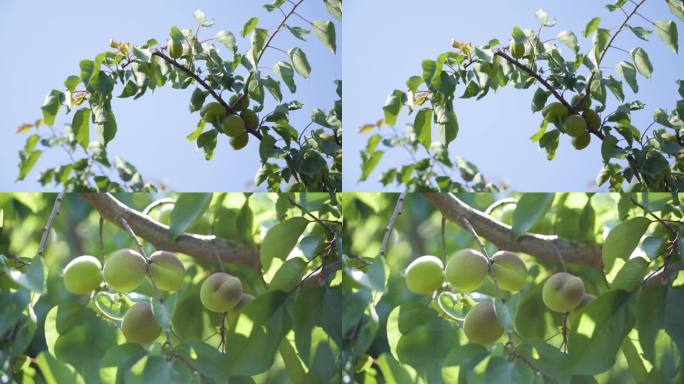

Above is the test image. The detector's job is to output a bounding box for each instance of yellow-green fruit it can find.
[221,115,245,137]
[103,249,147,292]
[582,109,601,131]
[542,102,569,123]
[509,39,525,59]
[200,102,227,124]
[491,251,527,292]
[577,293,596,309]
[234,294,255,311]
[571,132,591,150]
[149,251,185,292]
[571,94,591,111]
[200,272,243,312]
[464,301,504,345]
[241,110,259,131]
[230,132,249,150]
[63,255,103,295]
[121,302,161,345]
[404,255,444,294]
[564,115,587,137]
[542,272,585,313]
[445,249,488,292]
[230,94,249,111]
[168,39,182,59]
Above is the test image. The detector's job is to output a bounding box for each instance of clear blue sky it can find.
[343,0,681,192]
[0,0,340,192]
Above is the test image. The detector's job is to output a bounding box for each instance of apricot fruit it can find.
[564,115,587,137]
[200,102,227,124]
[464,301,504,345]
[542,102,569,123]
[221,115,245,137]
[121,302,161,345]
[200,272,243,312]
[103,249,147,292]
[230,132,249,150]
[149,251,185,292]
[571,131,591,150]
[491,251,527,292]
[404,255,445,295]
[63,255,103,295]
[445,249,488,292]
[542,272,585,313]
[241,110,259,131]
[582,109,600,132]
[571,94,591,111]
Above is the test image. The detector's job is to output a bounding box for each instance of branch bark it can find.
[421,193,602,268]
[79,193,259,269]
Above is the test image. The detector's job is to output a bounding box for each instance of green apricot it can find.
[149,251,185,292]
[491,251,527,292]
[200,272,243,312]
[168,39,183,59]
[200,102,227,124]
[571,94,591,111]
[241,110,259,131]
[221,115,245,137]
[445,249,488,292]
[121,302,161,345]
[404,255,444,294]
[582,109,601,131]
[542,272,585,313]
[542,102,569,123]
[464,301,504,345]
[509,39,525,59]
[564,115,587,137]
[103,249,147,292]
[571,131,591,150]
[63,255,103,295]
[230,132,249,150]
[229,94,249,112]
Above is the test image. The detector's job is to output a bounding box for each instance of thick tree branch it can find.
[421,193,602,268]
[79,193,259,269]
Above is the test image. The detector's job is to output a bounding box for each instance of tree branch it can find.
[37,192,65,258]
[421,193,602,268]
[79,193,259,269]
[380,191,407,258]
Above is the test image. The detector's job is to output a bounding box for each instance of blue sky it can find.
[344,0,681,192]
[0,0,340,192]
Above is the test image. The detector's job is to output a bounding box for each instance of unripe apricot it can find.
[564,115,587,137]
[221,115,245,137]
[149,251,185,292]
[200,102,227,124]
[491,251,527,292]
[230,132,249,150]
[445,249,488,292]
[542,102,569,123]
[577,293,596,309]
[571,131,591,150]
[571,94,591,111]
[404,255,444,294]
[241,110,259,131]
[582,109,601,131]
[121,302,161,345]
[234,294,255,311]
[509,39,525,59]
[63,255,103,295]
[200,272,243,312]
[103,249,147,292]
[464,301,504,345]
[542,272,585,313]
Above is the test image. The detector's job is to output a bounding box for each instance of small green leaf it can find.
[260,217,310,269]
[288,47,311,78]
[413,108,432,151]
[169,194,213,238]
[584,17,601,38]
[274,61,296,93]
[511,193,555,239]
[630,47,653,78]
[382,90,406,127]
[71,108,90,152]
[602,217,651,270]
[241,17,259,37]
[41,90,65,127]
[214,30,236,52]
[616,61,639,92]
[312,20,336,53]
[654,20,678,53]
[557,31,578,52]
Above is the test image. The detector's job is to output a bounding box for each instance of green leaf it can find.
[241,17,259,37]
[18,148,42,181]
[169,193,213,238]
[383,90,407,127]
[169,26,184,43]
[279,339,308,382]
[193,9,214,27]
[534,9,556,27]
[531,88,550,112]
[413,108,432,151]
[602,217,651,270]
[288,48,311,79]
[8,256,45,293]
[260,217,310,269]
[667,0,684,21]
[511,193,555,239]
[376,353,419,384]
[269,257,307,292]
[71,108,91,151]
[654,20,678,53]
[664,286,684,355]
[344,256,386,292]
[360,135,384,181]
[616,61,639,92]
[567,291,635,375]
[214,30,236,52]
[312,20,336,53]
[557,31,578,52]
[584,17,601,38]
[621,338,651,384]
[611,257,649,291]
[41,90,65,126]
[274,61,296,93]
[627,25,652,41]
[286,25,309,40]
[35,352,85,384]
[630,47,653,78]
